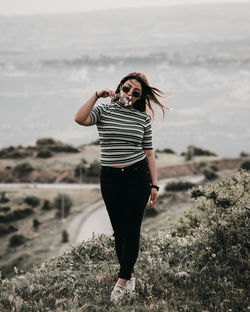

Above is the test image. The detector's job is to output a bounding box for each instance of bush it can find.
[36,149,53,158]
[240,160,250,171]
[36,137,57,146]
[47,144,79,153]
[36,138,79,153]
[0,206,10,213]
[24,196,40,207]
[0,208,34,223]
[0,146,15,158]
[9,234,26,247]
[86,160,101,177]
[54,193,73,218]
[12,162,34,177]
[185,145,217,161]
[41,200,53,210]
[0,224,17,237]
[74,158,88,178]
[33,219,40,230]
[0,192,9,203]
[240,151,250,157]
[156,148,176,154]
[165,180,196,192]
[202,168,218,181]
[62,230,69,243]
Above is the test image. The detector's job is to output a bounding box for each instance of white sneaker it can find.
[126,277,136,295]
[110,282,126,303]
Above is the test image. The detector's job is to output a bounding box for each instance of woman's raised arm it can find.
[74,89,115,126]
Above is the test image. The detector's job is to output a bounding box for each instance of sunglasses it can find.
[121,86,141,98]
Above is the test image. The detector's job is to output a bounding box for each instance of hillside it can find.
[0,170,249,311]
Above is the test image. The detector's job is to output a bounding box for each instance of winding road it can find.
[0,175,204,255]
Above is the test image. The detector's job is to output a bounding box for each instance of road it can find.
[58,174,204,254]
[0,175,204,255]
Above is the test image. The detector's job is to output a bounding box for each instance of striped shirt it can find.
[89,99,153,166]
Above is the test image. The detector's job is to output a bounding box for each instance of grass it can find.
[0,186,102,279]
[0,169,248,311]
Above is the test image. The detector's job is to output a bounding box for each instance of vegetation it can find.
[0,192,9,203]
[53,193,73,218]
[155,148,176,154]
[0,170,248,311]
[0,208,34,223]
[165,180,196,192]
[240,160,250,171]
[12,162,34,177]
[239,151,250,157]
[183,145,217,161]
[36,149,53,158]
[23,196,40,207]
[8,234,27,248]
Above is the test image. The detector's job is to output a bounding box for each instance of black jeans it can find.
[100,158,151,280]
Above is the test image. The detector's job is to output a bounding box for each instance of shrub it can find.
[0,192,9,203]
[41,200,53,210]
[36,149,53,158]
[0,224,17,237]
[202,168,218,180]
[36,137,57,146]
[156,148,176,154]
[240,151,250,157]
[165,180,196,192]
[86,160,101,177]
[62,230,69,243]
[12,162,34,177]
[9,234,26,247]
[74,158,88,177]
[33,219,40,230]
[0,146,15,158]
[0,206,10,213]
[24,196,40,207]
[240,160,250,171]
[0,208,34,223]
[54,193,73,218]
[47,144,79,153]
[185,145,217,160]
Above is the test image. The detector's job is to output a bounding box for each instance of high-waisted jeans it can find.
[100,158,151,280]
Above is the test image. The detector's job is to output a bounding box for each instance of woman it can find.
[74,72,168,303]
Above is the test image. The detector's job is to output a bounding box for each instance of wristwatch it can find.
[150,184,160,191]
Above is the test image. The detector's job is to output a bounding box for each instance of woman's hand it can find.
[147,188,158,208]
[97,88,116,98]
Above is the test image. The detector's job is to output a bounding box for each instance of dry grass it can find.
[0,185,102,278]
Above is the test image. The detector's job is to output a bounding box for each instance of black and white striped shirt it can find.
[89,99,153,166]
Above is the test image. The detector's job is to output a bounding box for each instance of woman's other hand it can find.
[97,88,116,98]
[147,188,158,208]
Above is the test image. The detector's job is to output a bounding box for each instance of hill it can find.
[0,170,249,311]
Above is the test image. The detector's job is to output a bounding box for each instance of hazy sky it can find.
[0,0,249,15]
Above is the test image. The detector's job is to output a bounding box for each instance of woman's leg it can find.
[117,178,150,280]
[100,174,127,269]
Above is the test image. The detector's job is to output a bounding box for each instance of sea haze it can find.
[0,3,249,157]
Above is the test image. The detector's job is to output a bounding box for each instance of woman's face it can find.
[120,79,142,105]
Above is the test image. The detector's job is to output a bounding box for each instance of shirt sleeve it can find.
[89,103,106,126]
[142,116,153,150]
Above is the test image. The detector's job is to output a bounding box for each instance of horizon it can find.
[0,0,250,16]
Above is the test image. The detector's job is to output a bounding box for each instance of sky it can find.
[0,0,250,15]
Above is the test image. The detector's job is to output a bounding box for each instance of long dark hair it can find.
[114,72,169,118]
